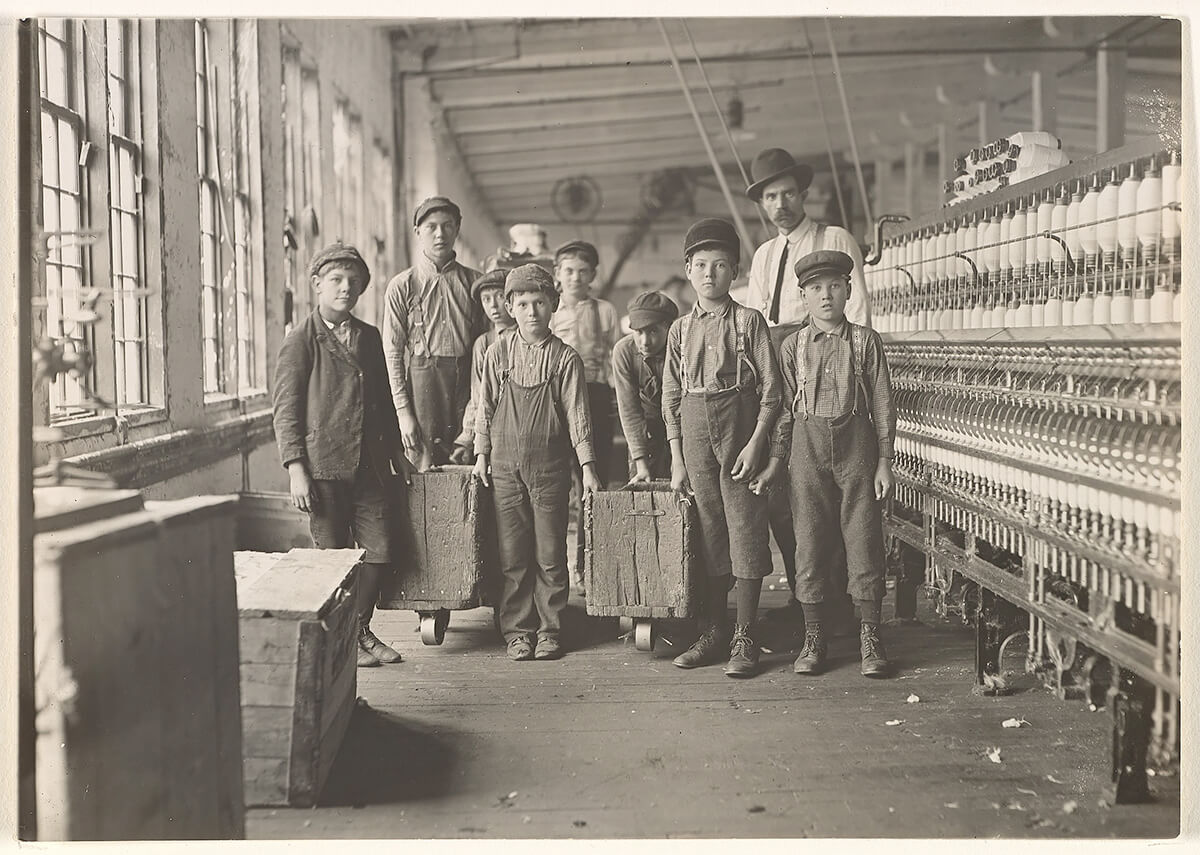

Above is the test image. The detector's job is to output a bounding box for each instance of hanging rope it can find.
[800,20,848,228]
[658,19,756,267]
[823,18,874,232]
[679,19,770,236]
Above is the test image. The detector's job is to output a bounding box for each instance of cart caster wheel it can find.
[419,609,450,646]
[618,616,634,635]
[634,619,655,652]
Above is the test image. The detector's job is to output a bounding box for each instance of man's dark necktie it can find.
[768,240,789,324]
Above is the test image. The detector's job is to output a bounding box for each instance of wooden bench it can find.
[233,548,362,807]
[584,483,701,651]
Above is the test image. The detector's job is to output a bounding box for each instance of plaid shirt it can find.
[661,297,784,457]
[474,332,596,466]
[774,318,896,460]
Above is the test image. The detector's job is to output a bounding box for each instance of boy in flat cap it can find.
[473,264,602,662]
[760,249,897,678]
[612,290,679,482]
[383,196,485,467]
[448,261,518,464]
[273,242,413,668]
[549,239,620,593]
[662,219,785,678]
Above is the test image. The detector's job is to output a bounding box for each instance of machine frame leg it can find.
[1105,666,1156,804]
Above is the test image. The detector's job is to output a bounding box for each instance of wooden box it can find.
[379,465,497,611]
[584,483,701,619]
[234,548,362,807]
[34,489,245,840]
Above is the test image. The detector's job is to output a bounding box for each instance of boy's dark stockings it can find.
[357,562,384,626]
[735,577,763,627]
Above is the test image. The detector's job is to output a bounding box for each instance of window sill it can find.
[203,393,241,414]
[46,406,168,442]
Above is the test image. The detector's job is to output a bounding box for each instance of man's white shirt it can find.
[747,217,872,327]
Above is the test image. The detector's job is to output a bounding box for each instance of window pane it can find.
[43,34,68,106]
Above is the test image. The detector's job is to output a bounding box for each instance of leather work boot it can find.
[793,625,828,674]
[672,623,729,669]
[860,623,891,678]
[507,635,535,661]
[534,634,563,661]
[723,624,760,678]
[360,627,402,664]
[357,630,381,668]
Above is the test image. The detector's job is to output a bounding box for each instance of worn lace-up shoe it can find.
[534,634,563,660]
[793,625,828,674]
[672,623,729,669]
[507,635,535,661]
[860,623,890,678]
[360,627,402,664]
[723,624,760,678]
[357,630,381,668]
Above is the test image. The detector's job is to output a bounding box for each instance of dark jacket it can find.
[272,309,402,481]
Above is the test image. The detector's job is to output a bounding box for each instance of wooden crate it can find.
[34,489,244,840]
[584,483,701,619]
[379,465,497,610]
[234,548,362,807]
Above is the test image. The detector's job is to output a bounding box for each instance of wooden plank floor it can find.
[246,576,1179,840]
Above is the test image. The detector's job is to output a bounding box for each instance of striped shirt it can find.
[454,322,516,449]
[474,331,596,466]
[382,253,483,413]
[661,297,783,456]
[774,319,896,460]
[551,297,620,386]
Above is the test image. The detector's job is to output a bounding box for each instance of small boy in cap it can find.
[473,264,602,662]
[273,242,413,668]
[662,218,785,678]
[612,290,679,482]
[383,196,485,467]
[549,239,620,592]
[449,262,518,464]
[760,249,897,678]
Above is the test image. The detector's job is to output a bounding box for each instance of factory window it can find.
[332,98,367,320]
[367,138,394,321]
[36,18,160,423]
[232,19,264,393]
[281,39,322,329]
[195,19,223,396]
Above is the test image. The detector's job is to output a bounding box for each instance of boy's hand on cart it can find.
[730,434,767,482]
[670,459,692,502]
[472,453,491,488]
[626,458,653,486]
[391,449,416,486]
[287,461,317,513]
[448,443,474,465]
[875,458,895,501]
[748,457,782,496]
[397,407,424,458]
[581,462,602,495]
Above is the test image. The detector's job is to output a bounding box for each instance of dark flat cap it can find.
[745,148,814,201]
[504,263,557,298]
[471,268,509,302]
[683,218,740,259]
[413,196,462,227]
[794,249,854,287]
[308,242,371,288]
[554,239,599,267]
[627,290,679,330]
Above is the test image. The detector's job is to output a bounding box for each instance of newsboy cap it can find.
[683,218,740,259]
[627,290,679,330]
[745,148,814,201]
[471,268,509,302]
[308,242,371,288]
[554,239,600,268]
[412,196,462,228]
[793,249,855,287]
[504,263,557,298]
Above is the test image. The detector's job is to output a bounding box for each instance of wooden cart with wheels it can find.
[379,465,498,646]
[584,481,701,652]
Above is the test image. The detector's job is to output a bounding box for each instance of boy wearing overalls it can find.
[662,219,784,679]
[473,264,601,662]
[763,249,897,677]
[612,290,679,482]
[383,196,484,466]
[448,265,517,464]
